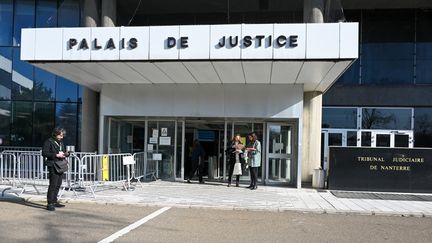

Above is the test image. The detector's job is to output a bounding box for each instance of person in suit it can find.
[246,132,261,190]
[42,127,70,211]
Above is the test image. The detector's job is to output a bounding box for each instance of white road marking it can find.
[98,207,171,243]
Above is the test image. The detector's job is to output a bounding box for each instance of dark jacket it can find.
[226,141,244,165]
[42,138,68,167]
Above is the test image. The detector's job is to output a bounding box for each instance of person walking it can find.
[42,127,70,211]
[227,134,244,187]
[246,132,261,190]
[187,139,206,183]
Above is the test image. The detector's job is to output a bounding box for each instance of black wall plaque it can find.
[328,147,432,193]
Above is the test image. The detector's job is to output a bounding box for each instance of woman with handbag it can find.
[227,134,244,187]
[246,132,261,190]
[42,127,70,211]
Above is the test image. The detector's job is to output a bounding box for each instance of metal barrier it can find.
[1,150,167,199]
[16,151,48,195]
[0,152,17,186]
[133,152,157,181]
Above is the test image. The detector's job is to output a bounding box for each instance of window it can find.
[13,0,35,46]
[361,11,414,85]
[322,108,357,129]
[36,0,57,27]
[10,101,32,146]
[0,0,13,46]
[361,108,412,130]
[0,101,11,145]
[0,47,12,100]
[34,68,55,101]
[33,102,54,146]
[414,108,432,147]
[58,0,80,27]
[335,59,360,85]
[12,48,33,100]
[56,76,77,102]
[416,11,432,84]
[56,102,77,146]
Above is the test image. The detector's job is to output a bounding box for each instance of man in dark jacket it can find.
[187,139,205,183]
[42,127,69,211]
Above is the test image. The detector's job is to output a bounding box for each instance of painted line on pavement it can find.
[98,207,171,243]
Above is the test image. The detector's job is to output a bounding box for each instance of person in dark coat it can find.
[227,134,244,187]
[42,127,70,211]
[187,139,205,183]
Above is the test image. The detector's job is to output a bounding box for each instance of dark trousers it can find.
[249,167,258,187]
[47,166,63,204]
[188,160,203,182]
[228,162,240,184]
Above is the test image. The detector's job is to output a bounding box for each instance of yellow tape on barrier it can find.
[102,155,109,181]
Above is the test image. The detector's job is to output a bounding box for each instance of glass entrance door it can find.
[266,123,295,184]
[321,129,358,170]
[371,131,413,148]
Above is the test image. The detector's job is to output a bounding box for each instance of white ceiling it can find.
[32,60,353,93]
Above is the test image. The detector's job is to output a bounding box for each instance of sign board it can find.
[153,153,162,161]
[161,128,168,136]
[152,129,159,138]
[149,137,157,144]
[328,147,432,193]
[122,155,135,165]
[159,137,171,146]
[20,23,359,61]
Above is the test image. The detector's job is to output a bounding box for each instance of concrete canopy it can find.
[21,23,358,92]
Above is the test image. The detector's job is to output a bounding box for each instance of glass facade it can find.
[325,9,432,147]
[0,0,81,148]
[414,108,432,148]
[333,9,432,86]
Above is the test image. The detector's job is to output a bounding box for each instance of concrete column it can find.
[302,1,325,184]
[80,0,100,152]
[304,0,325,23]
[302,92,323,182]
[102,0,116,27]
[82,0,100,27]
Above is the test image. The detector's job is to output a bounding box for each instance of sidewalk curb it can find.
[18,195,432,217]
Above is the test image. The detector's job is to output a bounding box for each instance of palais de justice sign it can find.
[21,23,359,61]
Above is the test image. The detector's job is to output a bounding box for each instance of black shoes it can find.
[235,182,239,187]
[46,204,55,211]
[246,185,253,189]
[47,202,65,211]
[54,202,65,208]
[227,183,231,187]
[250,186,258,190]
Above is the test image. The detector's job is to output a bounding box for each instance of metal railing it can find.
[1,150,162,198]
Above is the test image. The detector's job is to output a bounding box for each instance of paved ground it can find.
[1,201,431,243]
[3,180,432,217]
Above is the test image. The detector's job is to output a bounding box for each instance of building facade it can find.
[3,0,432,188]
[0,0,82,148]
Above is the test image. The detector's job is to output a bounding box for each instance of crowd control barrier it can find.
[1,149,167,199]
[16,151,49,195]
[0,152,17,186]
[133,152,157,181]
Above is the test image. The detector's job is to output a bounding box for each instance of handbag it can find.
[233,162,242,176]
[53,159,68,174]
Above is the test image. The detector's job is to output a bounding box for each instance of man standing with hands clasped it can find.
[42,127,70,211]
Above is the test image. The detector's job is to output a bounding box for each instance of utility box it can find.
[312,168,325,189]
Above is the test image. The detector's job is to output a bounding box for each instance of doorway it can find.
[265,123,297,186]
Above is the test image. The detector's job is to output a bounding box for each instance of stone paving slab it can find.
[4,181,432,217]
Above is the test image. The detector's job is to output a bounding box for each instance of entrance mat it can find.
[330,191,432,201]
